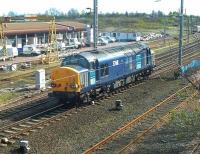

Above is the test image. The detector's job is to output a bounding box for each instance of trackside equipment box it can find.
[35,69,46,90]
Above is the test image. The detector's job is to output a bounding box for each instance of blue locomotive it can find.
[50,43,155,103]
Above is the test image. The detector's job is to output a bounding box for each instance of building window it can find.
[100,64,109,76]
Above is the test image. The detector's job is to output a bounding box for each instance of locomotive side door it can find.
[128,56,133,71]
[94,59,100,81]
[136,54,142,70]
[147,48,151,65]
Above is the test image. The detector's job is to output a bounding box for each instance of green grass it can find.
[75,15,179,34]
[169,109,200,140]
[0,92,21,105]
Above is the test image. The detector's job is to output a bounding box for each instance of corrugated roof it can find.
[3,21,86,35]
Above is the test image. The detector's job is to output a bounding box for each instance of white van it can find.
[23,45,41,56]
[0,47,18,60]
[7,47,18,57]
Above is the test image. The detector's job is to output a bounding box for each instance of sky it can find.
[0,0,199,16]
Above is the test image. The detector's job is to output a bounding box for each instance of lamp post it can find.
[93,0,98,50]
[155,0,184,75]
[86,0,98,50]
[179,0,184,72]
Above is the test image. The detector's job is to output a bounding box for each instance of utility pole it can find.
[185,9,189,43]
[163,16,166,46]
[178,0,184,72]
[93,0,98,50]
[190,16,193,34]
[187,15,190,43]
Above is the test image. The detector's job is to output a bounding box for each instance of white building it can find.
[101,32,141,42]
[1,21,86,54]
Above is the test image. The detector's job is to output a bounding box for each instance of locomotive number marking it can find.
[113,60,119,66]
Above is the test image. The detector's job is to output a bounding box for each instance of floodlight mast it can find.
[179,0,184,73]
[93,0,98,50]
[154,0,184,75]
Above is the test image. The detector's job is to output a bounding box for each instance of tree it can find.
[7,11,17,17]
[168,11,179,17]
[45,8,62,16]
[125,11,129,17]
[151,10,157,19]
[157,10,164,17]
[67,8,80,18]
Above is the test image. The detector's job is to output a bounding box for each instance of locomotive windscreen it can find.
[61,55,89,68]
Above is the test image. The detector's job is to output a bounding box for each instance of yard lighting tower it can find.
[178,0,184,73]
[86,0,98,50]
[155,0,184,75]
[93,0,98,50]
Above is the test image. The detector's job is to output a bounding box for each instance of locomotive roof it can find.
[79,43,148,62]
[62,65,88,73]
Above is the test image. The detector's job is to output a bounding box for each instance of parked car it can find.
[97,37,109,46]
[64,38,81,49]
[56,41,66,51]
[101,36,116,43]
[23,45,41,56]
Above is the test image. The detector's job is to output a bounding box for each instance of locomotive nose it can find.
[50,67,81,92]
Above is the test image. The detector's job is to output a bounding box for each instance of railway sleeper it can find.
[0,143,7,147]
[18,124,31,128]
[11,127,23,131]
[3,130,17,134]
[29,129,37,132]
[40,117,50,120]
[21,132,30,136]
[43,123,50,126]
[31,119,41,122]
[36,126,44,129]
[25,121,37,125]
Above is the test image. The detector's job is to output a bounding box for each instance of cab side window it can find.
[100,64,109,76]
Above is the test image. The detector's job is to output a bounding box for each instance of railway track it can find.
[0,37,199,149]
[0,92,49,112]
[155,39,200,63]
[0,97,57,126]
[151,39,200,78]
[1,40,198,114]
[0,64,57,88]
[82,85,198,154]
[0,80,147,146]
[0,103,64,144]
[117,92,198,154]
[191,142,200,154]
[0,92,53,123]
[0,37,199,89]
[155,39,200,65]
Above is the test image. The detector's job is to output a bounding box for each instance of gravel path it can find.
[0,76,189,154]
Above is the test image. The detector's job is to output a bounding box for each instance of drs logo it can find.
[113,60,119,66]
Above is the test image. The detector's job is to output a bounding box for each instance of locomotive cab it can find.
[50,66,89,103]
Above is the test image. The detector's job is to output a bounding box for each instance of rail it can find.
[82,85,190,154]
[117,91,198,154]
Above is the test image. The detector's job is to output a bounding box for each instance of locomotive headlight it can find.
[70,83,78,89]
[50,82,61,88]
[51,82,56,88]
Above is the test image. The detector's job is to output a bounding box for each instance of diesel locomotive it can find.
[49,43,155,103]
